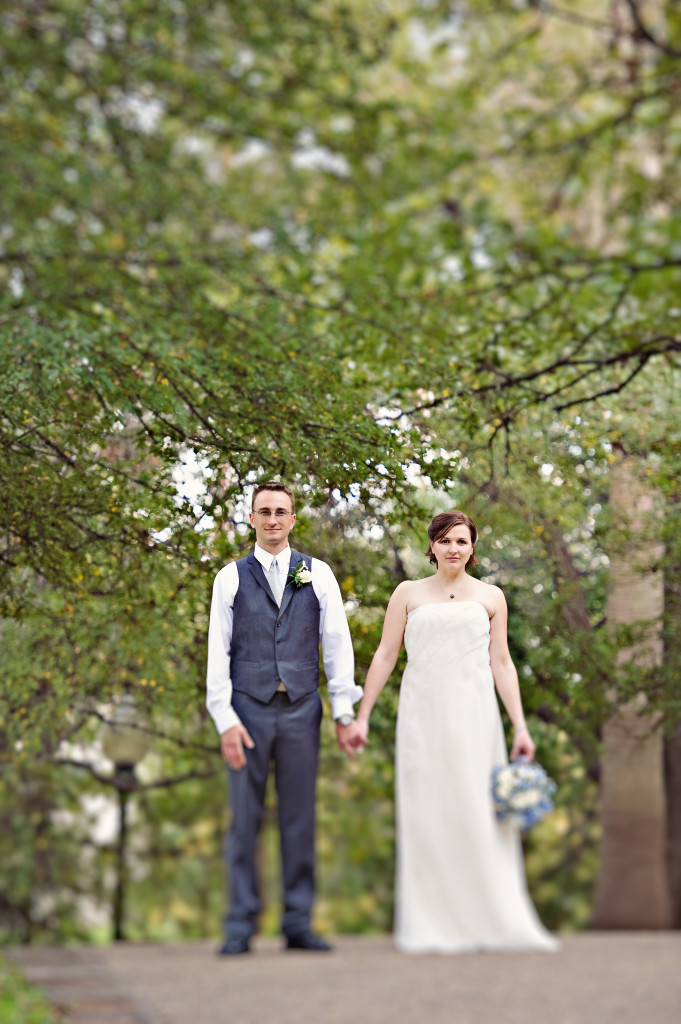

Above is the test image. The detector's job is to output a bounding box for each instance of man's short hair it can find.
[251,482,295,513]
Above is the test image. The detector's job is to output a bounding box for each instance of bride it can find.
[354,511,558,953]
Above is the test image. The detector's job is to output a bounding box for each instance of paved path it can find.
[10,932,681,1024]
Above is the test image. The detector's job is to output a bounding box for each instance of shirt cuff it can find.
[330,692,361,721]
[213,706,242,735]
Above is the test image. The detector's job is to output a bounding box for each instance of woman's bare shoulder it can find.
[394,577,431,590]
[469,577,505,616]
[391,578,427,599]
[391,577,431,602]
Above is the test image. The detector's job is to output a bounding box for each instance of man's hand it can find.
[336,719,368,759]
[220,723,255,771]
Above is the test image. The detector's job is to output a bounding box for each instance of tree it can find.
[591,451,669,928]
[2,0,681,939]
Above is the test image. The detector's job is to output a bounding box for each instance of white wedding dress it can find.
[394,601,558,953]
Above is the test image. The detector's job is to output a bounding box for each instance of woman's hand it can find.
[510,724,536,761]
[355,717,370,748]
[336,719,368,758]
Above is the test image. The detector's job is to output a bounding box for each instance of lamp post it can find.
[101,692,151,941]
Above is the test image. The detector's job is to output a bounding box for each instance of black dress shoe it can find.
[218,937,250,956]
[285,930,332,952]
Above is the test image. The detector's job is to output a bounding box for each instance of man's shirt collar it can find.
[254,543,291,572]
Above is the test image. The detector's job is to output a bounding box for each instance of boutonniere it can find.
[288,560,313,588]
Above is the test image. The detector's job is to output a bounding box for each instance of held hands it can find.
[336,718,369,758]
[510,723,536,762]
[220,723,255,771]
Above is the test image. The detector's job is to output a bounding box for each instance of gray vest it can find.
[231,550,321,704]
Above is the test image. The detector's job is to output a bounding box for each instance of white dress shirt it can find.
[206,543,362,734]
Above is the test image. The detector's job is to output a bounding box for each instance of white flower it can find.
[509,788,542,810]
[289,560,313,588]
[495,774,514,799]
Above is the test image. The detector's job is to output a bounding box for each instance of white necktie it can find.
[267,559,285,606]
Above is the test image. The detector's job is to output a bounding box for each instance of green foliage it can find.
[0,957,60,1024]
[0,757,108,945]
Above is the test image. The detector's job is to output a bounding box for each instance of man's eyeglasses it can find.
[253,508,293,519]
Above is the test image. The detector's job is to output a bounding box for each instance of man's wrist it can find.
[336,712,355,727]
[215,707,241,734]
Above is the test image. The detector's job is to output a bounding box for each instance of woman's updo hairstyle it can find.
[426,510,478,568]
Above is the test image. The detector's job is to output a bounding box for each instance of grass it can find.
[0,956,61,1024]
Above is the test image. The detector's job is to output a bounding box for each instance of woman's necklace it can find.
[439,572,459,600]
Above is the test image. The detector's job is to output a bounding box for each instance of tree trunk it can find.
[665,723,681,927]
[591,453,670,929]
[663,492,681,927]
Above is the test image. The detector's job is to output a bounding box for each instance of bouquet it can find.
[490,758,556,832]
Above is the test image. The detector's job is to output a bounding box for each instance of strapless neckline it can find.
[407,600,490,621]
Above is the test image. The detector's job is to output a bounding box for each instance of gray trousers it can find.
[224,689,322,940]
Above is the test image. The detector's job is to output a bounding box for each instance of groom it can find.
[206,482,364,954]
